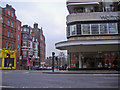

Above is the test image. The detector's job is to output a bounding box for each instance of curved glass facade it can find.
[67,23,118,38]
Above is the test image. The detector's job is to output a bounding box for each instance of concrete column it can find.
[68,53,70,68]
[79,53,82,68]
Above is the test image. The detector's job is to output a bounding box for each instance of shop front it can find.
[56,40,120,69]
[68,52,119,69]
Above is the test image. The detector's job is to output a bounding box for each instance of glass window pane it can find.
[7,31,9,37]
[91,24,99,35]
[8,21,10,26]
[11,22,13,27]
[1,17,3,23]
[8,11,10,15]
[100,24,108,34]
[70,25,76,36]
[109,23,117,34]
[81,24,90,35]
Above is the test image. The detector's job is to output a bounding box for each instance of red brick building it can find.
[21,23,46,69]
[0,4,21,69]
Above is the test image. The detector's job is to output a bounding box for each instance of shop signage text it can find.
[100,15,120,20]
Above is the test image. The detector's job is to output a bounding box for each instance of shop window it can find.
[70,25,77,36]
[109,23,118,34]
[91,24,99,35]
[4,58,14,67]
[81,24,90,35]
[100,24,108,34]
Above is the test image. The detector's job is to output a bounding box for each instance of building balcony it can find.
[67,11,120,24]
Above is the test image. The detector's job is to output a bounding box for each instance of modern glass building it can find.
[55,0,120,69]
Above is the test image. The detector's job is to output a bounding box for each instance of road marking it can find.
[24,72,29,74]
[93,74,118,76]
[0,86,15,88]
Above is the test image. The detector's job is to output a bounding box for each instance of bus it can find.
[0,48,16,69]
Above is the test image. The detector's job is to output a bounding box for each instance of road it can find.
[1,70,119,88]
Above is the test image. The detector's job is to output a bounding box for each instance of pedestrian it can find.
[65,64,67,70]
[113,58,118,71]
[9,63,12,70]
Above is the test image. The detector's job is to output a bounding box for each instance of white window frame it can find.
[108,23,118,34]
[23,42,27,47]
[99,23,108,35]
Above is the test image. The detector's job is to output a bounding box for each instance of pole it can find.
[52,52,55,72]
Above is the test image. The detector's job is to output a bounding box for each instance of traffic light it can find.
[7,53,10,58]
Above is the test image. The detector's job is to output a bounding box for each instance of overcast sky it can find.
[1,0,68,57]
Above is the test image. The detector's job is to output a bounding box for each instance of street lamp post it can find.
[52,52,55,72]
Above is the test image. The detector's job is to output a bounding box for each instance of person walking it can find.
[113,58,118,71]
[9,63,12,70]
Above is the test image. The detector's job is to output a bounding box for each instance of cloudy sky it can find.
[1,0,68,57]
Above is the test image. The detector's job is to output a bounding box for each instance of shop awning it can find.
[55,39,120,52]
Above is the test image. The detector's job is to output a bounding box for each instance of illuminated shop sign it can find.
[100,15,120,20]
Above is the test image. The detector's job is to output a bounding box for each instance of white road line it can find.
[24,72,29,74]
[93,74,118,76]
[0,86,15,88]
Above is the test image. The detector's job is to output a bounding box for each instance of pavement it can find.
[37,69,120,74]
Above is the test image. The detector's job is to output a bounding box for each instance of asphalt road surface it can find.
[1,70,119,88]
